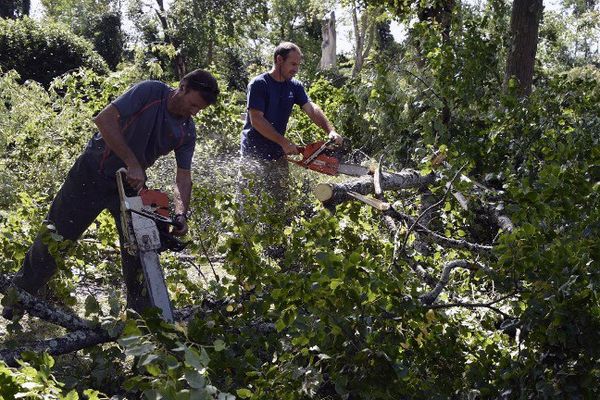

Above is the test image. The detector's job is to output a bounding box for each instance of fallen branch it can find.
[385,208,494,253]
[419,259,478,305]
[426,292,518,319]
[400,164,467,254]
[314,169,436,208]
[0,328,117,367]
[0,274,95,331]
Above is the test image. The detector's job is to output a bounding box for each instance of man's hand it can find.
[328,131,343,145]
[125,165,145,191]
[281,139,299,155]
[171,214,189,236]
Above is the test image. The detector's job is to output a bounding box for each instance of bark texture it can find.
[315,169,436,208]
[0,329,116,367]
[503,0,544,97]
[319,11,337,70]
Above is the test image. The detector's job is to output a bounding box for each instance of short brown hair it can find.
[273,42,303,64]
[181,69,220,105]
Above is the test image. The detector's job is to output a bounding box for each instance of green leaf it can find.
[275,319,286,332]
[329,279,343,290]
[184,346,210,373]
[236,388,253,398]
[213,339,226,352]
[140,354,159,367]
[145,363,161,377]
[185,369,206,389]
[84,295,100,315]
[125,342,156,357]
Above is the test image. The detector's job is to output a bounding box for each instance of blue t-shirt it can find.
[83,80,196,177]
[240,72,309,160]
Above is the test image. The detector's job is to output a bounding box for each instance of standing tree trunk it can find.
[155,0,186,78]
[503,0,544,97]
[412,0,455,127]
[319,11,337,71]
[351,5,376,77]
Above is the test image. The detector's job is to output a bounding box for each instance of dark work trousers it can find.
[11,155,151,313]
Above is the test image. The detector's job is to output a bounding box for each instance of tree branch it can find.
[400,164,467,253]
[0,328,117,367]
[0,274,96,331]
[385,208,493,253]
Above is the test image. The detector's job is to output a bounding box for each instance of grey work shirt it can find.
[83,80,196,178]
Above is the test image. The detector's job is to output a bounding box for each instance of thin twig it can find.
[184,259,209,284]
[426,291,520,319]
[198,236,220,282]
[427,302,512,319]
[403,68,446,105]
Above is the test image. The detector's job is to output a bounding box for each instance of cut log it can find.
[315,169,436,208]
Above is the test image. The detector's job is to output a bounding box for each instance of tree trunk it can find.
[503,0,544,97]
[351,6,376,77]
[319,11,337,70]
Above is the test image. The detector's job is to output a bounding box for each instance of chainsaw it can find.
[116,168,186,322]
[287,139,373,177]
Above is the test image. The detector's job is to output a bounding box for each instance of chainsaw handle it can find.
[116,167,147,194]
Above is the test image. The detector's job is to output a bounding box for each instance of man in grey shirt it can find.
[3,69,219,319]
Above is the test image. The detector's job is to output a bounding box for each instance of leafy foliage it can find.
[0,17,108,86]
[1,0,600,398]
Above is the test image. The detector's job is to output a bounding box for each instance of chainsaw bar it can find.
[139,250,174,322]
[289,140,372,177]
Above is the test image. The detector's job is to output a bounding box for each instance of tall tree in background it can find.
[42,0,124,70]
[89,11,124,70]
[268,0,334,78]
[350,3,379,77]
[318,11,337,71]
[168,0,268,78]
[564,0,599,63]
[0,0,30,19]
[503,0,544,97]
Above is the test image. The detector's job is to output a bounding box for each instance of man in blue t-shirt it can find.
[240,42,342,202]
[3,69,219,320]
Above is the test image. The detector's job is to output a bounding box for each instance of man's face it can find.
[277,50,302,80]
[180,87,209,117]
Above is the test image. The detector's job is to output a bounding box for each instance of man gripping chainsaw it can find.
[3,70,219,321]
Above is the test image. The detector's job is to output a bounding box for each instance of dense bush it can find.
[0,17,108,86]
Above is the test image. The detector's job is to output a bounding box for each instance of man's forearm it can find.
[307,103,334,134]
[174,169,192,215]
[251,114,289,147]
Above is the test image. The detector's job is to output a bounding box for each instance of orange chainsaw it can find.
[116,168,187,322]
[287,139,371,177]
